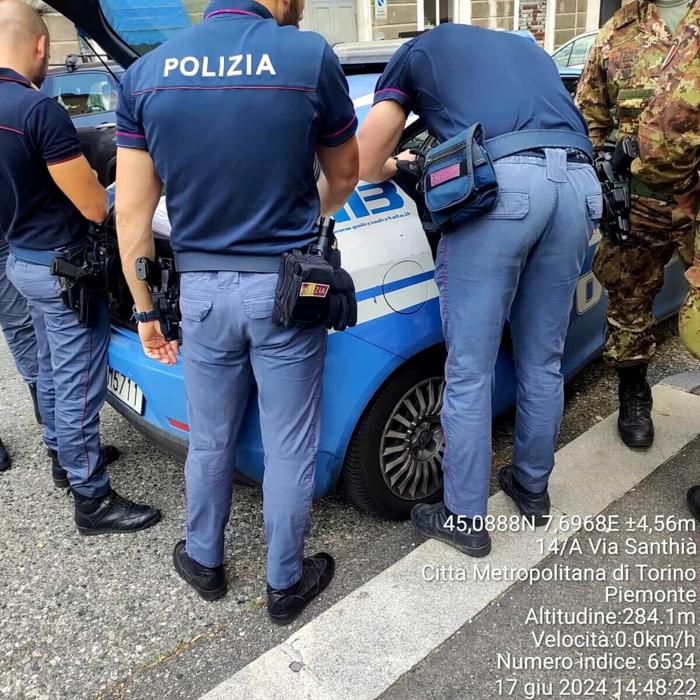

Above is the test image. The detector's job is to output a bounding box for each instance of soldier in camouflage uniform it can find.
[576,0,696,448]
[632,10,700,519]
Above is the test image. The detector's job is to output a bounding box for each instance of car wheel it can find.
[343,362,445,520]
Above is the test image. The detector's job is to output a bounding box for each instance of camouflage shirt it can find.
[632,9,700,198]
[575,0,696,151]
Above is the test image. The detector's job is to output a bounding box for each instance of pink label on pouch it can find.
[430,163,460,187]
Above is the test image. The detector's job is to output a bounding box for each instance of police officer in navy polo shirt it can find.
[0,0,160,533]
[115,0,358,620]
[359,25,601,555]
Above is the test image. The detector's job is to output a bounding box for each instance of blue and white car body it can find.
[104,69,688,519]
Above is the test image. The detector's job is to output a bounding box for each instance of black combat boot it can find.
[411,502,491,557]
[28,383,42,425]
[0,438,11,472]
[49,445,121,489]
[617,363,654,448]
[267,552,335,625]
[73,489,161,535]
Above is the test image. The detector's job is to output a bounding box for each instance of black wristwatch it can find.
[132,308,160,323]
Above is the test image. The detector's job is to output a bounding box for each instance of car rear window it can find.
[45,72,118,116]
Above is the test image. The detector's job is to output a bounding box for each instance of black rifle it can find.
[594,136,640,247]
[134,256,181,342]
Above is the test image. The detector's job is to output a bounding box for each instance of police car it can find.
[48,2,688,519]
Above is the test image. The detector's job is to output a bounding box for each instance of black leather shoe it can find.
[173,540,227,601]
[49,445,121,489]
[688,486,700,522]
[74,489,161,535]
[267,552,335,625]
[411,502,491,557]
[498,466,550,527]
[28,383,42,425]
[0,439,11,472]
[617,364,654,448]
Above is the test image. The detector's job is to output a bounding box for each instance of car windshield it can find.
[44,71,118,115]
[99,0,207,55]
[569,34,594,65]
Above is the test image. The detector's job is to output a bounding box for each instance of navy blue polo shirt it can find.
[117,0,357,267]
[374,25,587,142]
[0,68,88,252]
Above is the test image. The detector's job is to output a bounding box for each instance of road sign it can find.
[375,0,387,21]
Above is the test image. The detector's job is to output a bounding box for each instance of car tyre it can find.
[343,360,446,520]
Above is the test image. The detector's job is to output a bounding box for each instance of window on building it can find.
[423,0,454,27]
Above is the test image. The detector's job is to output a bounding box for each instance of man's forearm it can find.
[318,174,356,216]
[362,157,398,185]
[116,215,156,312]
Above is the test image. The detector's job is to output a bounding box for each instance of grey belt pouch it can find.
[419,123,499,230]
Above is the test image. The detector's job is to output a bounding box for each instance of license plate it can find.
[107,367,144,415]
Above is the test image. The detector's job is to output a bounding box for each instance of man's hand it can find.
[396,149,417,162]
[138,320,179,366]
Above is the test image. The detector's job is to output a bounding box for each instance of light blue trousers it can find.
[180,271,326,589]
[0,238,38,386]
[436,151,601,517]
[6,254,110,497]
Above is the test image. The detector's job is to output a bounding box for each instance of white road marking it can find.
[201,383,700,700]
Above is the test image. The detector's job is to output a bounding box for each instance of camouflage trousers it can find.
[678,222,700,360]
[592,196,693,365]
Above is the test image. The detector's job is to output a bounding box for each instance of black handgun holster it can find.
[51,247,103,328]
[63,278,100,328]
[273,252,334,328]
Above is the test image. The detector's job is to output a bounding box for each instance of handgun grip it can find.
[51,258,85,279]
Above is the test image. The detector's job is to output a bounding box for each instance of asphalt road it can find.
[0,317,698,700]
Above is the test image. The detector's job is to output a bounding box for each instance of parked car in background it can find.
[42,57,123,185]
[551,30,597,69]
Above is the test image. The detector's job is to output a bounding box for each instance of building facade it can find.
[32,0,610,67]
[312,0,604,47]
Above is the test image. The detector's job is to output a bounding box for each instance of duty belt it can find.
[10,242,87,267]
[485,129,594,162]
[175,251,284,273]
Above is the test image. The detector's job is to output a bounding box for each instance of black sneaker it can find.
[0,439,11,472]
[411,502,491,557]
[173,540,227,602]
[498,465,550,527]
[267,552,335,625]
[49,445,121,489]
[688,486,700,522]
[74,489,161,535]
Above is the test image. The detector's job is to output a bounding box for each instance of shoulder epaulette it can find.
[613,1,642,30]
